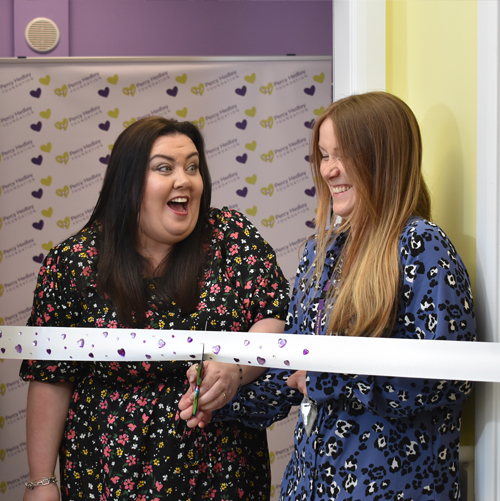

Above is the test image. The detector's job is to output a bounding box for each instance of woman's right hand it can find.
[23,482,60,501]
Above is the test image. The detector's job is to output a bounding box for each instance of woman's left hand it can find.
[286,370,308,397]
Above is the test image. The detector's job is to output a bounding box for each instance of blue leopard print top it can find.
[217,217,476,501]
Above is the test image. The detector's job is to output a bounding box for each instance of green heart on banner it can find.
[107,74,119,85]
[244,73,256,84]
[269,451,275,464]
[260,184,274,196]
[245,107,257,117]
[40,109,51,119]
[41,207,53,218]
[176,108,188,118]
[0,285,4,297]
[0,385,5,397]
[259,83,273,95]
[313,73,325,83]
[190,84,205,96]
[108,144,114,151]
[192,117,205,129]
[0,251,3,263]
[260,151,274,163]
[0,154,2,163]
[57,217,71,229]
[0,481,6,494]
[39,75,51,86]
[271,486,276,498]
[42,241,54,251]
[314,107,325,116]
[56,152,69,164]
[55,118,69,131]
[261,215,275,228]
[259,117,274,129]
[176,73,188,84]
[123,118,137,128]
[56,186,70,198]
[41,176,52,186]
[246,206,257,216]
[0,318,4,325]
[0,218,3,229]
[0,449,5,461]
[54,85,68,97]
[41,142,52,153]
[245,141,257,151]
[245,175,257,185]
[108,108,120,119]
[122,84,136,96]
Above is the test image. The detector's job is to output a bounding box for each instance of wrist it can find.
[25,476,57,490]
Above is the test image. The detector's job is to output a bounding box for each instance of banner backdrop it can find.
[0,56,331,499]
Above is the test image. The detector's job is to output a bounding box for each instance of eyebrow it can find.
[150,151,199,162]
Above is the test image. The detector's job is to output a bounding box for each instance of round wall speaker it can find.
[25,17,60,53]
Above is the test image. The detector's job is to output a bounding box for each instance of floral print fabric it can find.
[217,217,476,501]
[20,207,290,501]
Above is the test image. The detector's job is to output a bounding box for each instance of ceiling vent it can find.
[25,17,60,53]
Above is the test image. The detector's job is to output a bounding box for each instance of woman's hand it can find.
[286,370,308,398]
[23,481,60,501]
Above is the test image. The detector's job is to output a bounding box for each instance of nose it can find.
[173,169,191,189]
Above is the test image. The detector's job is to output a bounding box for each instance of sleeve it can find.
[19,243,88,383]
[306,220,476,419]
[215,208,290,327]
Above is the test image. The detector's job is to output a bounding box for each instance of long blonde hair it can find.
[310,92,431,337]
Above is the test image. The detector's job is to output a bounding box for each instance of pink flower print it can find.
[142,413,149,424]
[47,304,55,312]
[143,464,153,475]
[117,434,129,445]
[110,362,119,371]
[43,312,51,322]
[107,415,116,425]
[231,321,241,332]
[66,429,76,440]
[126,455,137,466]
[238,488,245,498]
[87,247,97,257]
[242,298,250,308]
[155,481,163,492]
[216,305,227,315]
[146,310,153,318]
[127,423,137,432]
[110,476,119,484]
[236,221,243,227]
[247,255,257,265]
[244,280,252,290]
[229,244,239,256]
[104,463,110,473]
[82,266,91,277]
[96,318,105,327]
[189,479,196,486]
[124,479,135,490]
[224,285,232,293]
[65,460,73,470]
[258,277,269,287]
[110,391,120,401]
[126,402,136,413]
[230,232,239,239]
[73,244,83,252]
[214,462,222,472]
[142,361,151,371]
[138,396,148,407]
[210,284,220,294]
[47,365,57,372]
[99,400,108,410]
[227,450,237,462]
[104,446,111,458]
[137,496,146,501]
[100,433,109,445]
[197,302,207,311]
[107,320,118,329]
[128,368,138,376]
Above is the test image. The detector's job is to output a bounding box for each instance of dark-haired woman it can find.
[20,116,289,501]
[184,92,476,500]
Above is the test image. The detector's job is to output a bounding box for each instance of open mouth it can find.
[167,197,188,213]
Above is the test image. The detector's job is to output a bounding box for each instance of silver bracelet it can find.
[25,476,57,490]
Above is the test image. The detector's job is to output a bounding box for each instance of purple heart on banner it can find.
[99,121,110,131]
[99,155,110,165]
[235,120,247,130]
[235,86,247,96]
[305,155,310,162]
[305,187,316,197]
[31,121,42,132]
[32,220,44,230]
[31,189,43,199]
[304,120,315,129]
[30,88,42,98]
[31,155,43,165]
[304,86,316,96]
[33,254,44,263]
[98,87,110,97]
[305,220,315,228]
[166,86,178,97]
[236,153,248,164]
[236,187,248,197]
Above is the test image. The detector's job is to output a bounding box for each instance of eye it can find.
[186,163,199,173]
[156,163,172,172]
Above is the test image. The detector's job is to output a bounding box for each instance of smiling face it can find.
[137,133,204,263]
[318,118,357,220]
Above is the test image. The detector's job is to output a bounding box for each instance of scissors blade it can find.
[192,343,204,416]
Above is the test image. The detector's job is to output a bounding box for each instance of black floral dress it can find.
[20,207,290,501]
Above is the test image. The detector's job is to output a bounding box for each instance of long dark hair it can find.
[84,116,212,327]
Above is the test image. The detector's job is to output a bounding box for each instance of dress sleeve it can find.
[19,243,88,383]
[306,220,476,419]
[213,208,290,327]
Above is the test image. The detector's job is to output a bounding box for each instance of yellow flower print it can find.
[98,484,102,492]
[159,320,165,328]
[101,390,107,398]
[142,426,149,434]
[201,292,207,298]
[79,252,87,258]
[159,442,164,448]
[138,481,145,488]
[83,449,88,455]
[87,469,93,476]
[235,257,242,264]
[175,467,181,474]
[117,449,123,456]
[222,437,228,444]
[153,459,160,465]
[232,310,238,317]
[63,246,70,251]
[74,472,80,479]
[221,483,227,491]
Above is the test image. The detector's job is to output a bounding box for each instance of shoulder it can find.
[46,225,99,265]
[208,206,259,235]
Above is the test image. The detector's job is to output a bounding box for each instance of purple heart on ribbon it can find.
[257,357,266,365]
[98,87,110,97]
[235,86,247,96]
[31,189,43,199]
[0,348,5,354]
[31,155,43,165]
[304,120,315,129]
[30,88,42,98]
[166,86,178,97]
[236,153,248,164]
[235,120,247,130]
[305,187,316,197]
[305,220,315,229]
[33,220,44,230]
[31,121,42,132]
[118,348,126,357]
[99,155,110,165]
[99,121,110,131]
[33,254,44,263]
[304,86,316,96]
[236,187,248,197]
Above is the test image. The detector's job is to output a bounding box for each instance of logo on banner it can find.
[54,84,68,97]
[55,118,69,131]
[122,84,136,96]
[259,117,274,129]
[191,83,205,96]
[259,83,274,95]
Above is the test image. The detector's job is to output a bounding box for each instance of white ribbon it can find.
[1,325,499,383]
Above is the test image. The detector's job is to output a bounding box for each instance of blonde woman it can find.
[183,92,476,501]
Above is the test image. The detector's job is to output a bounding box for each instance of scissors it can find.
[192,343,205,416]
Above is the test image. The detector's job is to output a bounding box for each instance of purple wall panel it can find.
[68,1,332,56]
[0,0,14,57]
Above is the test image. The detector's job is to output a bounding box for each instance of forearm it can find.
[26,380,74,479]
